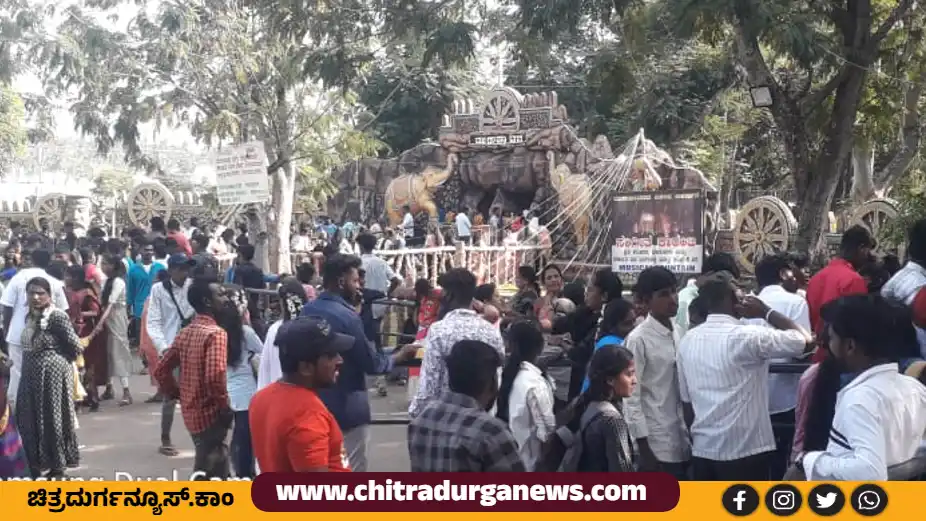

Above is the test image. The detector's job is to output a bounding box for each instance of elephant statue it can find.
[550,164,592,246]
[329,143,450,221]
[383,155,457,225]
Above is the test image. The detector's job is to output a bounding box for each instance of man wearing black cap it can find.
[147,253,196,456]
[249,316,354,472]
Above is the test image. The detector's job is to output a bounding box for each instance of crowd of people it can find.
[1,210,926,482]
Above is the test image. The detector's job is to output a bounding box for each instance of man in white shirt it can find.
[0,249,69,412]
[402,206,415,241]
[357,232,401,327]
[455,207,472,245]
[678,272,813,480]
[797,295,926,481]
[748,253,812,479]
[625,266,690,477]
[146,254,196,457]
[674,252,741,338]
[881,219,926,356]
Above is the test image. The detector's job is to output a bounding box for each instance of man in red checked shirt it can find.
[249,316,354,472]
[154,276,234,480]
[805,226,874,362]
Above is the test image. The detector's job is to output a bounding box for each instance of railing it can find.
[288,242,550,287]
[375,243,549,286]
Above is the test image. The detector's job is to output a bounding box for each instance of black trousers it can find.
[191,414,233,480]
[692,451,773,481]
[770,409,796,480]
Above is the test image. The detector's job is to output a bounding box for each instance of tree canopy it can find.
[3,0,926,257]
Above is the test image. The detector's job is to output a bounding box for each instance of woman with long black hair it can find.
[64,264,106,410]
[552,268,623,400]
[562,345,638,472]
[497,320,553,471]
[510,266,541,319]
[217,284,262,478]
[93,254,133,405]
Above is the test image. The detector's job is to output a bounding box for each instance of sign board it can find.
[214,141,271,206]
[470,133,525,146]
[611,190,704,284]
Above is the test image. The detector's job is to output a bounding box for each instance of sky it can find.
[12,0,506,183]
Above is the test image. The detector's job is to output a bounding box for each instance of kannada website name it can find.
[276,479,647,507]
[3,471,252,481]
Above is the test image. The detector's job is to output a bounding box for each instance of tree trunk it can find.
[793,68,869,252]
[851,144,877,203]
[873,69,925,194]
[269,162,295,275]
[267,81,295,275]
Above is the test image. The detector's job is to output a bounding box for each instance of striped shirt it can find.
[678,314,807,460]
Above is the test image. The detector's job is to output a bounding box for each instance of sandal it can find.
[158,445,179,457]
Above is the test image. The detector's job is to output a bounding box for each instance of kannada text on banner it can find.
[1,479,917,519]
[610,190,704,284]
[213,141,271,206]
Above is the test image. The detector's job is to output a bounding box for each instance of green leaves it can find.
[422,22,477,67]
[0,85,27,178]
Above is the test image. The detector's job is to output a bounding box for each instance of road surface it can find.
[68,372,411,479]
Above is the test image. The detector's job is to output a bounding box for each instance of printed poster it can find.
[611,190,704,283]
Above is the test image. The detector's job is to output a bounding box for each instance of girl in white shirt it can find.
[496,320,555,470]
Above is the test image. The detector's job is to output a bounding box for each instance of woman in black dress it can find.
[16,277,82,478]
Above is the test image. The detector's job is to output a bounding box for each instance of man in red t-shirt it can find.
[166,218,193,257]
[805,225,873,361]
[249,316,354,472]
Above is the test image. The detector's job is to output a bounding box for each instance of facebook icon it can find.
[722,485,759,516]
[735,490,747,511]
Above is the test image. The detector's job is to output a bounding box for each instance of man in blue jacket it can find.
[299,254,417,471]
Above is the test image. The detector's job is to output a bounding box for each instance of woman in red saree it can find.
[64,265,108,411]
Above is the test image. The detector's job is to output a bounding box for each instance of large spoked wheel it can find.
[33,193,66,230]
[128,182,174,227]
[733,196,797,274]
[849,198,900,255]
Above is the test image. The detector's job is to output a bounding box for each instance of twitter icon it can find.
[808,484,845,516]
[816,493,837,509]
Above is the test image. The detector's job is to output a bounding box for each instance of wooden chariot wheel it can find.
[33,193,66,230]
[733,196,797,274]
[127,182,174,227]
[848,197,900,254]
[479,88,521,131]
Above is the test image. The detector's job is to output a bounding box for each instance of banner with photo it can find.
[611,190,704,282]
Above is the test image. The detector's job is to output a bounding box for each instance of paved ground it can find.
[69,372,411,479]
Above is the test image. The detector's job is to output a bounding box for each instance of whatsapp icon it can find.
[851,484,888,516]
